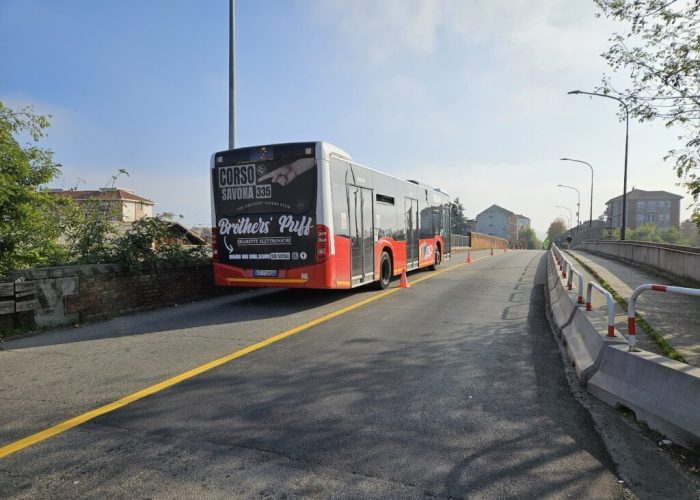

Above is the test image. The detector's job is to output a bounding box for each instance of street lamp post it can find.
[560,158,594,229]
[568,90,629,240]
[229,0,236,149]
[557,184,581,229]
[556,205,573,230]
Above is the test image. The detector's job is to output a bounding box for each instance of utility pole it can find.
[228,0,235,149]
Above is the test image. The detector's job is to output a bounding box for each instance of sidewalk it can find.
[566,250,700,367]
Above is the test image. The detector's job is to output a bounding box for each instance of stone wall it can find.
[2,261,225,330]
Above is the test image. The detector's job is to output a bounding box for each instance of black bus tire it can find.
[376,251,392,290]
[429,246,441,271]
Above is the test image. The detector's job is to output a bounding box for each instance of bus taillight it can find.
[316,224,330,262]
[211,227,219,262]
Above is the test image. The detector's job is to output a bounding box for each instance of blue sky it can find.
[1,0,693,235]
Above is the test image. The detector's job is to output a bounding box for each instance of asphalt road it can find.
[1,251,630,498]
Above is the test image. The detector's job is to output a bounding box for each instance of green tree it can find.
[0,101,66,275]
[61,199,118,264]
[626,223,692,245]
[547,218,567,242]
[680,218,700,246]
[594,0,700,227]
[450,197,470,234]
[518,227,541,249]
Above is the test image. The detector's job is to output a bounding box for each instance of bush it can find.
[111,215,209,269]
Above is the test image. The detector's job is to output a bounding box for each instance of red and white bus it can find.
[210,141,451,289]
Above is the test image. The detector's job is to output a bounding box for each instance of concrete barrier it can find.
[550,284,577,331]
[547,251,576,331]
[546,248,700,450]
[588,345,700,450]
[561,308,628,384]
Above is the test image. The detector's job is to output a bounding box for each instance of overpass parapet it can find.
[573,240,700,286]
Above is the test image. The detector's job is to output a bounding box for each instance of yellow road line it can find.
[0,252,497,459]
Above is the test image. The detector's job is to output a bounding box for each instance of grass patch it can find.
[565,252,686,363]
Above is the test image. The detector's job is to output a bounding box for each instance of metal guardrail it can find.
[566,265,584,304]
[627,284,700,353]
[585,281,616,338]
[451,234,470,247]
[553,244,614,337]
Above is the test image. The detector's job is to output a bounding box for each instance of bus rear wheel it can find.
[429,246,441,271]
[376,251,392,290]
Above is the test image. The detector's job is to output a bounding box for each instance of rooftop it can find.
[606,189,683,204]
[50,188,155,205]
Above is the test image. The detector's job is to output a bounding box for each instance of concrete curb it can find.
[546,250,700,451]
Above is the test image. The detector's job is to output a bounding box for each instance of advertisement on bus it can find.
[212,144,317,271]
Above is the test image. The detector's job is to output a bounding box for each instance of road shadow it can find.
[0,287,364,351]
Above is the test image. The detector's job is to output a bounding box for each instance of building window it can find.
[636,201,644,210]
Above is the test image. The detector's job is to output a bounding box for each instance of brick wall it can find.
[4,261,228,329]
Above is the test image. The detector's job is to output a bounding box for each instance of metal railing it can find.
[585,281,616,338]
[566,264,584,304]
[451,234,470,247]
[553,244,615,337]
[627,284,700,352]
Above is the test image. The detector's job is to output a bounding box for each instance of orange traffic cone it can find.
[490,248,494,256]
[466,250,472,263]
[399,268,410,288]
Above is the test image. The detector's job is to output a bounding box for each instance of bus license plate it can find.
[254,269,278,277]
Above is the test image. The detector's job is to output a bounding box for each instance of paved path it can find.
[567,250,700,366]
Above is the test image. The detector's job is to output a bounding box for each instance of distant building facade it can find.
[51,188,155,223]
[516,214,531,230]
[475,204,518,243]
[605,189,682,230]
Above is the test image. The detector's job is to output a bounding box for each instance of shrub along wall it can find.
[2,261,226,331]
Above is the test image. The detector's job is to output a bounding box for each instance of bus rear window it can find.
[213,153,316,216]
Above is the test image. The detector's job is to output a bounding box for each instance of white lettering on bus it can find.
[219,164,256,187]
[218,217,271,236]
[278,215,312,236]
[221,186,255,201]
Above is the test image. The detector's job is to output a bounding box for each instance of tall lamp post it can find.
[560,158,594,229]
[557,184,581,229]
[556,205,573,230]
[568,90,629,240]
[229,0,236,149]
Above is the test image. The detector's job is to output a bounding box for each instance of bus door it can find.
[348,186,374,284]
[405,198,419,269]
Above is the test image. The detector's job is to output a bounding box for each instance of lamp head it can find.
[560,157,570,161]
[567,90,582,95]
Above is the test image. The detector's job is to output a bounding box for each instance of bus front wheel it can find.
[376,251,392,290]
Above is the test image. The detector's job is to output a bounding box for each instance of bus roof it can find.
[213,141,449,198]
